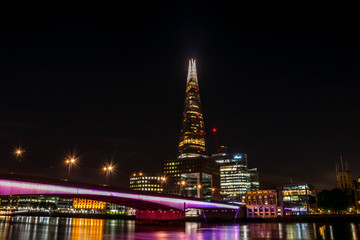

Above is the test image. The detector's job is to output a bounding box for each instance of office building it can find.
[73,198,106,213]
[212,152,259,203]
[129,172,164,193]
[163,157,221,201]
[178,58,207,159]
[277,183,316,216]
[246,189,283,218]
[163,59,221,201]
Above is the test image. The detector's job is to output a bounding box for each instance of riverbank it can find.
[237,214,360,223]
[3,211,136,220]
[4,212,359,224]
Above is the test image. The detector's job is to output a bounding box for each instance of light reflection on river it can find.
[0,216,360,239]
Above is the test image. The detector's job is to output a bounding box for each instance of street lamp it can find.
[177,180,186,196]
[14,147,24,163]
[65,155,77,178]
[103,164,115,186]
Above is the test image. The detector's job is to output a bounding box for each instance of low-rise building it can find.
[0,196,19,212]
[73,198,106,213]
[57,198,74,213]
[277,183,316,216]
[246,189,283,218]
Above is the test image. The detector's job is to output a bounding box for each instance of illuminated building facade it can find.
[57,197,74,213]
[73,198,106,212]
[129,172,164,193]
[277,183,316,216]
[17,195,58,210]
[246,189,283,218]
[163,157,221,201]
[212,152,259,203]
[178,59,207,159]
[354,177,360,213]
[163,59,221,201]
[336,156,353,196]
[0,196,19,212]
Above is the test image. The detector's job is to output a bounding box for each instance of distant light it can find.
[212,128,217,133]
[234,155,242,159]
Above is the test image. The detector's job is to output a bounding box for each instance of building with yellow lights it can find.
[73,198,106,213]
[129,172,163,193]
[246,189,283,218]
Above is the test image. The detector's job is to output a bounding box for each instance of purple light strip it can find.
[0,179,241,210]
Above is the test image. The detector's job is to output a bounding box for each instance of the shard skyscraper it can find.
[178,59,207,159]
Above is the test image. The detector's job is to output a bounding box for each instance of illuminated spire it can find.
[187,58,198,83]
[178,58,207,158]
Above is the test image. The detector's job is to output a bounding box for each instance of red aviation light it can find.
[212,128,217,133]
[197,150,200,153]
[195,89,198,92]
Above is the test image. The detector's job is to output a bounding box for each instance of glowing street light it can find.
[65,155,77,178]
[103,163,115,186]
[14,147,24,163]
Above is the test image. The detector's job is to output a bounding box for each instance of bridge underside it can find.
[0,174,243,221]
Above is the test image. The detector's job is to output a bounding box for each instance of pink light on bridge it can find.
[0,179,241,211]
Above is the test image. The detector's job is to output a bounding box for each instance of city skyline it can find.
[1,5,360,191]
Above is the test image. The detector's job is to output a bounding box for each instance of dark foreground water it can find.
[0,216,360,239]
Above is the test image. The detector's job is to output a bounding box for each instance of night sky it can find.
[1,4,359,191]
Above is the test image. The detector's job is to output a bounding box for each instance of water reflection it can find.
[0,216,360,239]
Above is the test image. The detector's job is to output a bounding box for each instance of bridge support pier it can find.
[203,208,243,222]
[136,210,185,221]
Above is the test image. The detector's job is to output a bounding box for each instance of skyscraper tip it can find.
[187,58,198,83]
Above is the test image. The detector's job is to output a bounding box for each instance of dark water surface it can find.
[0,216,360,239]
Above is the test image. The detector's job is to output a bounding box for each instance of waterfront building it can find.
[17,195,58,210]
[163,59,221,201]
[73,198,106,213]
[129,172,164,193]
[212,152,260,203]
[353,177,360,213]
[277,183,316,216]
[0,196,19,212]
[336,156,353,196]
[57,197,74,213]
[246,189,283,218]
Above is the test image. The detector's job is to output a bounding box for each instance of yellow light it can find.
[14,148,24,157]
[181,181,186,185]
[103,167,107,171]
[108,166,113,170]
[133,173,136,177]
[198,185,202,188]
[139,172,143,176]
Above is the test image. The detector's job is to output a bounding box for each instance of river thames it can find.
[0,216,360,239]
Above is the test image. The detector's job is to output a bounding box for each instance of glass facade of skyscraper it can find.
[178,59,207,158]
[212,152,259,203]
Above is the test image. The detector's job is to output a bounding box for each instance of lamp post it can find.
[103,164,114,186]
[14,148,24,163]
[177,180,186,196]
[65,157,77,178]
